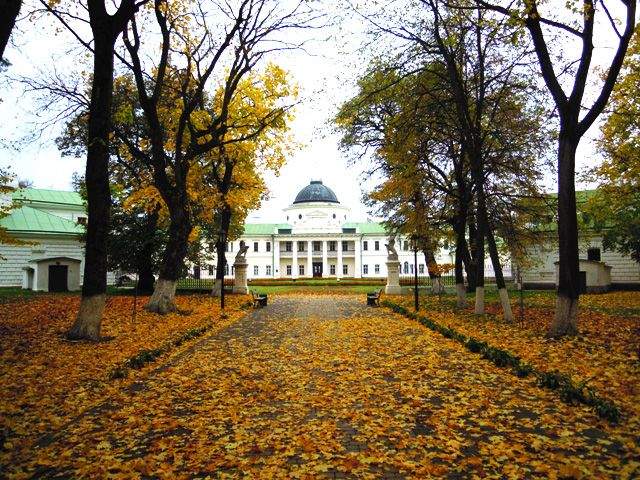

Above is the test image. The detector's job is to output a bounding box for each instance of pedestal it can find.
[385,260,402,294]
[233,262,249,294]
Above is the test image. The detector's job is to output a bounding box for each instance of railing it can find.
[399,274,457,287]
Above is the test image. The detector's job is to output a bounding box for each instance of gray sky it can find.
[0,1,630,223]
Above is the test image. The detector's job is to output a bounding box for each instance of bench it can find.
[367,288,382,307]
[251,290,268,308]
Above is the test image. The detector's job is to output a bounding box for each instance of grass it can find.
[249,284,376,294]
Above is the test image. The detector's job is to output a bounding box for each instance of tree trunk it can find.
[145,203,191,314]
[550,135,580,336]
[454,237,467,308]
[486,221,513,321]
[423,249,444,294]
[0,0,21,64]
[135,211,158,294]
[473,169,486,315]
[465,220,478,292]
[68,36,116,341]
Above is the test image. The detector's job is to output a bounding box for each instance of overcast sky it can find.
[0,1,630,223]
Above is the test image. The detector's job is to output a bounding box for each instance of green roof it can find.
[12,188,84,207]
[0,206,84,235]
[242,223,292,235]
[342,222,387,234]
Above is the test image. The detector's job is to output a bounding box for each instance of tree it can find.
[117,0,304,313]
[0,167,20,256]
[0,0,21,66]
[337,3,549,318]
[475,0,637,335]
[583,28,640,265]
[36,1,149,340]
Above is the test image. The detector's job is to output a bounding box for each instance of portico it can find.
[275,237,359,279]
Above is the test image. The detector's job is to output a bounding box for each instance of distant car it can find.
[115,275,133,287]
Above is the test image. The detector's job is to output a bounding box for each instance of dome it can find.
[293,180,339,204]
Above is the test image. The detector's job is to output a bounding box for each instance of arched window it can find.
[298,214,302,220]
[403,261,409,274]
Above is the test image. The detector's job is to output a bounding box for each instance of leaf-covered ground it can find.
[391,291,640,427]
[0,294,248,473]
[3,294,638,478]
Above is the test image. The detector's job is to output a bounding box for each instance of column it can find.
[337,237,343,279]
[307,240,313,278]
[273,238,280,278]
[322,240,328,278]
[292,239,298,279]
[354,237,361,278]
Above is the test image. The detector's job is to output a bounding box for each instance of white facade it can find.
[521,234,640,289]
[192,180,503,281]
[0,188,115,290]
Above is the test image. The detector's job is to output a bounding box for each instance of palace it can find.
[207,180,454,280]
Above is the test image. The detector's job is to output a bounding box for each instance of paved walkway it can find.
[29,295,628,479]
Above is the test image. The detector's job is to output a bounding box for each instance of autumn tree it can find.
[473,0,637,336]
[338,3,549,318]
[117,0,305,313]
[35,0,149,340]
[583,27,640,265]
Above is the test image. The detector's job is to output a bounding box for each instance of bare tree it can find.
[38,0,148,340]
[474,0,637,335]
[118,0,314,313]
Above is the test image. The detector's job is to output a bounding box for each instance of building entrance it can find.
[312,262,323,278]
[48,265,68,292]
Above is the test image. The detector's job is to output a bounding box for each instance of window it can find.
[266,265,272,276]
[410,264,414,274]
[342,241,348,252]
[266,241,271,252]
[226,242,234,252]
[208,265,214,275]
[285,241,292,252]
[299,264,305,276]
[298,241,306,252]
[193,265,201,279]
[374,240,380,251]
[224,264,229,275]
[419,264,424,274]
[330,264,336,275]
[404,262,409,274]
[587,247,601,262]
[404,241,409,251]
[342,264,348,275]
[313,241,322,252]
[231,265,235,275]
[286,265,292,275]
[363,240,368,251]
[329,241,336,252]
[76,216,87,225]
[253,242,259,252]
[332,213,336,219]
[374,264,380,274]
[363,264,368,274]
[298,214,302,220]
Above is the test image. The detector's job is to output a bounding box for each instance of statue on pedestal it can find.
[384,235,402,294]
[385,236,398,261]
[235,240,249,264]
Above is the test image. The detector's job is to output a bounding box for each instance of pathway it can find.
[26,295,629,479]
